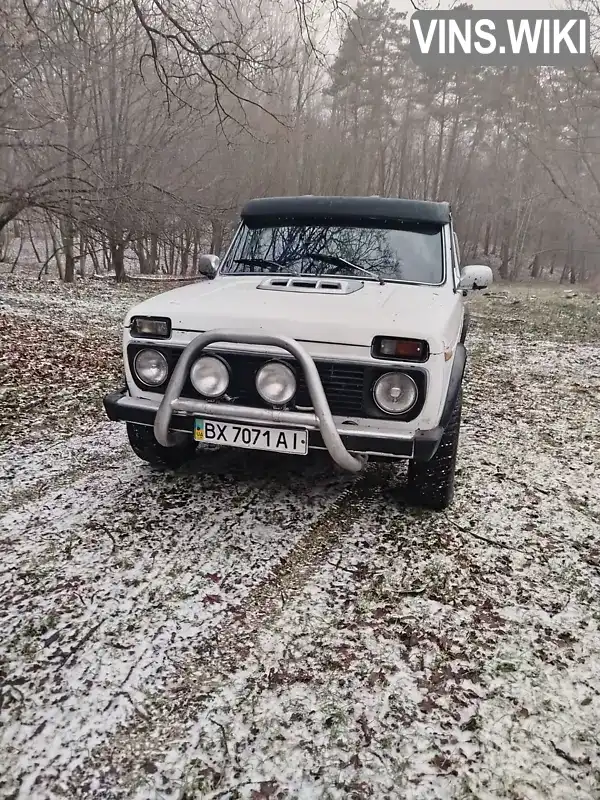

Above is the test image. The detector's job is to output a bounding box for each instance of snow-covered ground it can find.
[1,278,600,800]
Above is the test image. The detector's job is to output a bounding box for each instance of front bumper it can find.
[105,329,444,470]
[104,388,443,463]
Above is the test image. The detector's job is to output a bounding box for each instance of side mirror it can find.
[198,254,219,278]
[459,265,493,291]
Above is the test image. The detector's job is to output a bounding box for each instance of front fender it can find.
[440,343,466,428]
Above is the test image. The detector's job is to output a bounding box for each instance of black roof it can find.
[240,196,450,226]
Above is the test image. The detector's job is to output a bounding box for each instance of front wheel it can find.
[405,388,462,510]
[126,422,197,468]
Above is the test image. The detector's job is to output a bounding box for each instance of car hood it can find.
[125,276,453,353]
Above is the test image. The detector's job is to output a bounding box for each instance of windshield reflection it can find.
[222,223,444,284]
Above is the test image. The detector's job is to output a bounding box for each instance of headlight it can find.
[255,361,296,405]
[190,355,229,398]
[133,348,169,387]
[373,372,418,415]
[130,316,171,338]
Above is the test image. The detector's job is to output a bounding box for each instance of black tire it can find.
[405,388,462,510]
[126,422,197,468]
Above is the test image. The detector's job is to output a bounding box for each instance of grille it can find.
[127,345,425,420]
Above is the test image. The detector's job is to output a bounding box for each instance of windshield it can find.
[221,222,444,285]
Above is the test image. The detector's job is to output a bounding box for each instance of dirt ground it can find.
[1,277,600,800]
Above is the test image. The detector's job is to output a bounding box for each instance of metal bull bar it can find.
[153,330,366,473]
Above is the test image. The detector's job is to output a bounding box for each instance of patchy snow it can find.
[1,279,600,799]
[1,431,352,799]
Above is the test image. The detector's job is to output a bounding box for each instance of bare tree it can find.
[1,0,599,285]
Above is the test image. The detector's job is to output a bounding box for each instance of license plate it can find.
[194,419,308,455]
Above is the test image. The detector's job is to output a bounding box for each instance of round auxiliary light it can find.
[133,348,169,387]
[255,361,296,406]
[373,372,418,415]
[190,355,229,398]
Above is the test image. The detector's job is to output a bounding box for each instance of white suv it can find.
[104,196,492,509]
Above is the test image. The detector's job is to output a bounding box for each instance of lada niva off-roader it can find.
[104,196,492,509]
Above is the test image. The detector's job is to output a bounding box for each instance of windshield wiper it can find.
[232,257,289,272]
[302,253,385,285]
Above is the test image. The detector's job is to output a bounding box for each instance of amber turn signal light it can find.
[372,336,429,362]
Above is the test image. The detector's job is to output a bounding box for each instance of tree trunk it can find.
[89,243,101,275]
[579,253,588,283]
[192,236,199,274]
[63,5,77,284]
[499,237,510,280]
[79,231,87,277]
[27,218,42,263]
[530,228,544,279]
[0,200,27,247]
[491,224,499,256]
[149,233,158,274]
[48,222,64,280]
[509,254,521,282]
[432,87,447,200]
[61,217,76,283]
[110,240,126,282]
[210,219,224,255]
[397,98,412,198]
[483,220,492,256]
[10,237,24,273]
[0,228,9,262]
[167,239,176,274]
[570,254,578,284]
[180,232,189,276]
[422,117,430,198]
[136,237,150,274]
[560,232,574,285]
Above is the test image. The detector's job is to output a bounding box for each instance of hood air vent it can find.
[257,277,363,295]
